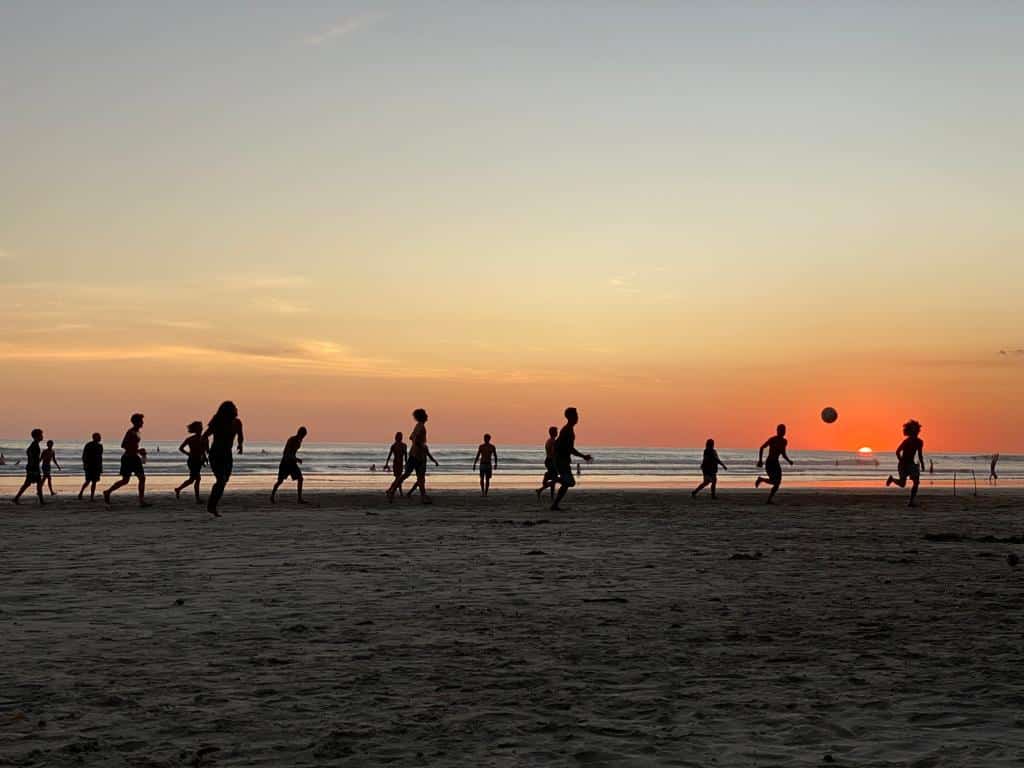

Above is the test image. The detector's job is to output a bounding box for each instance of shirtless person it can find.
[384,432,407,496]
[755,424,793,504]
[535,426,559,500]
[271,426,309,504]
[886,419,925,507]
[13,429,45,505]
[174,421,208,503]
[551,407,593,512]
[40,440,61,496]
[388,409,438,503]
[473,433,498,496]
[103,413,150,507]
[79,433,103,501]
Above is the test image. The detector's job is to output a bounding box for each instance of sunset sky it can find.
[2,3,1022,450]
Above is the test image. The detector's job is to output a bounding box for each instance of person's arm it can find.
[473,447,481,470]
[757,440,768,466]
[918,442,925,469]
[427,447,439,466]
[82,447,88,464]
[571,447,593,462]
[895,444,904,462]
[782,448,793,465]
[178,439,190,456]
[236,419,244,454]
[493,447,498,469]
[384,446,394,470]
[718,457,728,471]
[54,453,62,470]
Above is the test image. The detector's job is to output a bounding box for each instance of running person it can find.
[473,434,498,496]
[103,413,149,507]
[535,426,559,500]
[13,429,45,505]
[203,401,243,517]
[40,440,61,496]
[692,438,728,499]
[387,409,438,503]
[78,433,103,501]
[756,424,792,504]
[551,407,593,512]
[271,426,309,504]
[384,432,407,497]
[886,419,925,507]
[174,421,208,503]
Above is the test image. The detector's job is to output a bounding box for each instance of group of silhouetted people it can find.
[6,410,963,512]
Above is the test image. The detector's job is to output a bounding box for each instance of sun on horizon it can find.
[857,447,874,454]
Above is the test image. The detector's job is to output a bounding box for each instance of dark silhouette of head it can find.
[413,408,428,423]
[903,419,922,437]
[187,421,203,434]
[394,431,403,442]
[92,433,101,442]
[706,438,715,449]
[209,401,238,430]
[31,428,43,441]
[548,426,558,438]
[776,424,786,437]
[130,413,144,428]
[46,440,54,448]
[565,407,579,425]
[297,426,308,438]
[483,433,491,443]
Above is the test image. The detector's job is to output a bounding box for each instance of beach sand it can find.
[2,488,1023,766]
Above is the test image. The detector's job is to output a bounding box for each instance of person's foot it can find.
[908,501,918,508]
[386,489,395,502]
[208,507,221,517]
[12,497,19,505]
[755,478,762,488]
[270,491,276,504]
[78,492,84,500]
[174,488,181,500]
[195,497,202,505]
[691,489,698,498]
[550,504,562,511]
[139,501,153,509]
[711,493,717,500]
[298,498,310,504]
[886,476,894,487]
[765,498,774,505]
[103,490,111,505]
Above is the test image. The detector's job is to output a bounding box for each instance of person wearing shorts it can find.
[756,424,793,504]
[692,438,728,499]
[174,421,208,503]
[271,426,308,504]
[103,413,149,507]
[384,432,408,496]
[79,433,103,501]
[388,409,438,503]
[13,429,45,505]
[886,420,925,507]
[535,426,560,500]
[473,433,498,497]
[203,401,244,517]
[550,407,593,512]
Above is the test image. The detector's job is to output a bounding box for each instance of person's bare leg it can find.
[909,477,919,507]
[551,483,569,511]
[13,479,32,504]
[711,479,718,500]
[46,476,56,496]
[79,480,89,500]
[270,479,282,503]
[766,482,779,504]
[90,481,97,501]
[104,477,129,504]
[692,480,709,498]
[193,479,201,503]
[138,477,150,507]
[297,477,309,504]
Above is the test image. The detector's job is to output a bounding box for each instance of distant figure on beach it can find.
[271,426,309,504]
[990,453,1000,483]
[886,420,925,507]
[692,438,728,499]
[40,440,61,496]
[78,433,103,501]
[13,429,45,505]
[203,401,243,517]
[473,434,498,496]
[384,432,407,496]
[387,408,438,503]
[551,407,593,512]
[174,421,208,503]
[535,426,559,500]
[103,414,149,507]
[0,452,6,465]
[370,463,376,472]
[756,424,792,504]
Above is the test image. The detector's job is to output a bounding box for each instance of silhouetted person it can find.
[929,459,935,475]
[103,413,149,507]
[13,429,45,505]
[174,421,208,503]
[990,453,1000,483]
[473,433,498,496]
[387,408,438,503]
[203,401,243,517]
[551,407,593,511]
[756,424,792,504]
[886,419,925,507]
[78,433,103,501]
[692,438,728,499]
[535,426,559,500]
[40,440,61,496]
[384,432,407,496]
[271,426,309,504]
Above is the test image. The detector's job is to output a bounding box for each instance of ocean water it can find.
[0,440,1017,489]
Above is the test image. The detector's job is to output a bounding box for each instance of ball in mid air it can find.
[821,406,838,424]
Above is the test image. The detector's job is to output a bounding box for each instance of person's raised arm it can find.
[236,419,244,454]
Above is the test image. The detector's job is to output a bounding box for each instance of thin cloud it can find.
[999,349,1024,357]
[304,13,384,47]
[264,298,312,315]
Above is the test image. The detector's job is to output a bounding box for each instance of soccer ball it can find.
[821,407,838,424]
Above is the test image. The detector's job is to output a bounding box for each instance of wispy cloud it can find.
[304,12,384,47]
[999,349,1024,357]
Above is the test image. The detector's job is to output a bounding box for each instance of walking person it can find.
[103,413,150,507]
[203,401,244,517]
[387,408,438,504]
[40,440,62,496]
[173,421,208,503]
[692,438,728,499]
[12,429,45,505]
[755,424,792,504]
[271,426,309,504]
[78,433,103,501]
[535,426,560,500]
[551,407,593,512]
[384,432,408,497]
[473,434,498,496]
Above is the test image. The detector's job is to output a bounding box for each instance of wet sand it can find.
[2,488,1023,766]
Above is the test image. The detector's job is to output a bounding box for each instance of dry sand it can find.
[2,488,1023,767]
